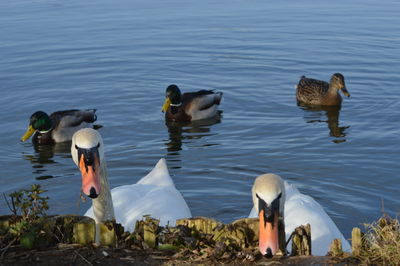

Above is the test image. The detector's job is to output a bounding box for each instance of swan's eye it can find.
[97,143,100,148]
[75,144,79,150]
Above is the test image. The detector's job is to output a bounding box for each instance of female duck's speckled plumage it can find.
[21,109,97,145]
[162,84,223,122]
[296,73,350,106]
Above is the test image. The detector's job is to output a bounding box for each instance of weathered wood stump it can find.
[351,227,362,256]
[176,217,221,235]
[328,238,343,256]
[72,216,95,245]
[134,216,160,248]
[291,224,311,256]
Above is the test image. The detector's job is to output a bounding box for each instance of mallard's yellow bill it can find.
[21,125,35,142]
[161,98,171,113]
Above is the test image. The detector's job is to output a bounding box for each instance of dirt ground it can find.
[1,244,359,266]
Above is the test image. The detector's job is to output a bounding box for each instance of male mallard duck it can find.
[249,174,350,257]
[296,73,350,106]
[21,109,97,145]
[161,84,223,122]
[71,128,191,243]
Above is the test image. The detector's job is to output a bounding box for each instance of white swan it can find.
[249,173,351,257]
[71,128,191,243]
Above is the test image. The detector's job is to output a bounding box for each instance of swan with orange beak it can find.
[71,128,191,245]
[252,174,286,258]
[72,128,115,244]
[250,174,351,257]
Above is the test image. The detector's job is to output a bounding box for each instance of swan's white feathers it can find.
[71,128,104,166]
[84,158,191,232]
[72,128,102,149]
[137,158,175,187]
[252,174,285,209]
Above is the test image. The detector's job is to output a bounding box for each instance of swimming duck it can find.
[296,73,350,106]
[21,109,97,145]
[249,174,350,257]
[161,84,223,122]
[71,128,191,243]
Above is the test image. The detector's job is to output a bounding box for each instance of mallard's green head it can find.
[162,85,182,112]
[331,73,350,97]
[21,111,53,142]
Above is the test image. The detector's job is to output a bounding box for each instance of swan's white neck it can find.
[91,159,115,243]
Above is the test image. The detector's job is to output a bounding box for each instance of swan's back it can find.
[284,181,350,255]
[137,158,175,187]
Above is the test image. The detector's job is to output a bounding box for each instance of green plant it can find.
[4,184,49,237]
[8,184,49,222]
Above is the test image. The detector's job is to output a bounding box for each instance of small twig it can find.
[380,198,385,214]
[0,238,17,261]
[285,231,294,248]
[77,191,87,210]
[10,195,17,215]
[54,226,63,243]
[73,250,93,266]
[2,193,15,215]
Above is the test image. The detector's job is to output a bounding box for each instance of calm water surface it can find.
[1,0,399,239]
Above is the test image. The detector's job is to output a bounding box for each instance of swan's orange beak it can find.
[259,208,279,258]
[79,152,101,198]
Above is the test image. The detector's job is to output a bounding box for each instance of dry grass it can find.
[360,215,400,265]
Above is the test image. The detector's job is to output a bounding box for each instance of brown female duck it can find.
[161,84,223,122]
[296,73,350,106]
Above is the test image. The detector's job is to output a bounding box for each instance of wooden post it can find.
[291,224,311,256]
[176,217,221,235]
[73,217,95,245]
[134,216,160,249]
[329,238,343,256]
[99,220,117,247]
[351,227,362,256]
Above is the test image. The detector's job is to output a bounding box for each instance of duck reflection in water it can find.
[22,142,71,180]
[298,103,350,143]
[164,113,222,153]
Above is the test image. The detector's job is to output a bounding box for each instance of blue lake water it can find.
[1,0,399,240]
